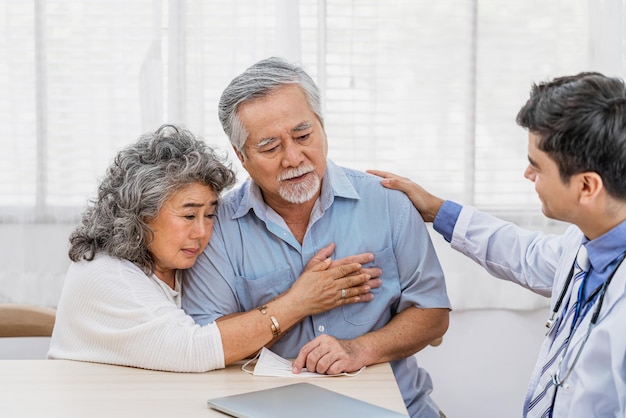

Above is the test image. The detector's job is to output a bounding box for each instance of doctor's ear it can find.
[578,172,603,203]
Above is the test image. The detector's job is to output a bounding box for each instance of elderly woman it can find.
[48,125,377,372]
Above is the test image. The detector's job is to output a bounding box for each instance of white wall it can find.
[0,224,74,307]
[0,337,51,359]
[418,307,549,418]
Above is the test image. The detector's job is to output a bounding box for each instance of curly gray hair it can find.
[218,56,324,155]
[68,124,236,275]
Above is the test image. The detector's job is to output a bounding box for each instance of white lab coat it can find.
[451,206,626,418]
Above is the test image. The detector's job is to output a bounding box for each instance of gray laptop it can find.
[207,382,408,418]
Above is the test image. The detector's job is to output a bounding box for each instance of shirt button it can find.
[318,325,325,333]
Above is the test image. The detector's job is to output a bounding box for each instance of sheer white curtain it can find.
[0,0,624,308]
[0,0,163,306]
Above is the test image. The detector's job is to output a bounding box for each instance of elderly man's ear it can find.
[233,146,245,164]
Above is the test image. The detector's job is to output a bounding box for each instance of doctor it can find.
[369,72,626,417]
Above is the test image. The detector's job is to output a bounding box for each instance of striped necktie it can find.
[526,245,590,418]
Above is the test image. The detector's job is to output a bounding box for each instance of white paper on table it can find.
[242,347,365,378]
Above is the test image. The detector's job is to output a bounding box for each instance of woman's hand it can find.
[218,244,380,363]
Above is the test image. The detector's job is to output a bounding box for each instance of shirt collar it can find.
[585,218,626,273]
[232,159,360,220]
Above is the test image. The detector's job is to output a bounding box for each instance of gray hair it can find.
[218,57,324,154]
[68,124,236,275]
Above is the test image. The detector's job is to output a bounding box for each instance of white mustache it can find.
[278,165,314,181]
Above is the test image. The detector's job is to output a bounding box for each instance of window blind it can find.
[0,0,623,223]
[0,0,158,221]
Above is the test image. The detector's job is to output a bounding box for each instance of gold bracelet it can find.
[257,305,280,339]
[269,315,280,339]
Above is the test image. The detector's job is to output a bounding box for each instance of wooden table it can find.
[0,360,408,417]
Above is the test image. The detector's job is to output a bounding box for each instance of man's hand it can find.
[289,259,379,314]
[291,334,363,375]
[292,307,449,375]
[304,243,382,293]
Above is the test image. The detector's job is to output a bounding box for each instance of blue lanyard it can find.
[567,253,626,335]
[546,252,626,336]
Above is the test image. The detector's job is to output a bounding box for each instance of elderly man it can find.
[183,57,450,418]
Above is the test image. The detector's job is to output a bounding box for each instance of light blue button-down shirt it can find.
[183,160,450,418]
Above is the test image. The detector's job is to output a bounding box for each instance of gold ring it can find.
[341,288,347,299]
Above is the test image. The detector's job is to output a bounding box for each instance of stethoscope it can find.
[545,251,626,388]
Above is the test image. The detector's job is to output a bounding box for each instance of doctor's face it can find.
[234,84,328,208]
[523,133,579,222]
